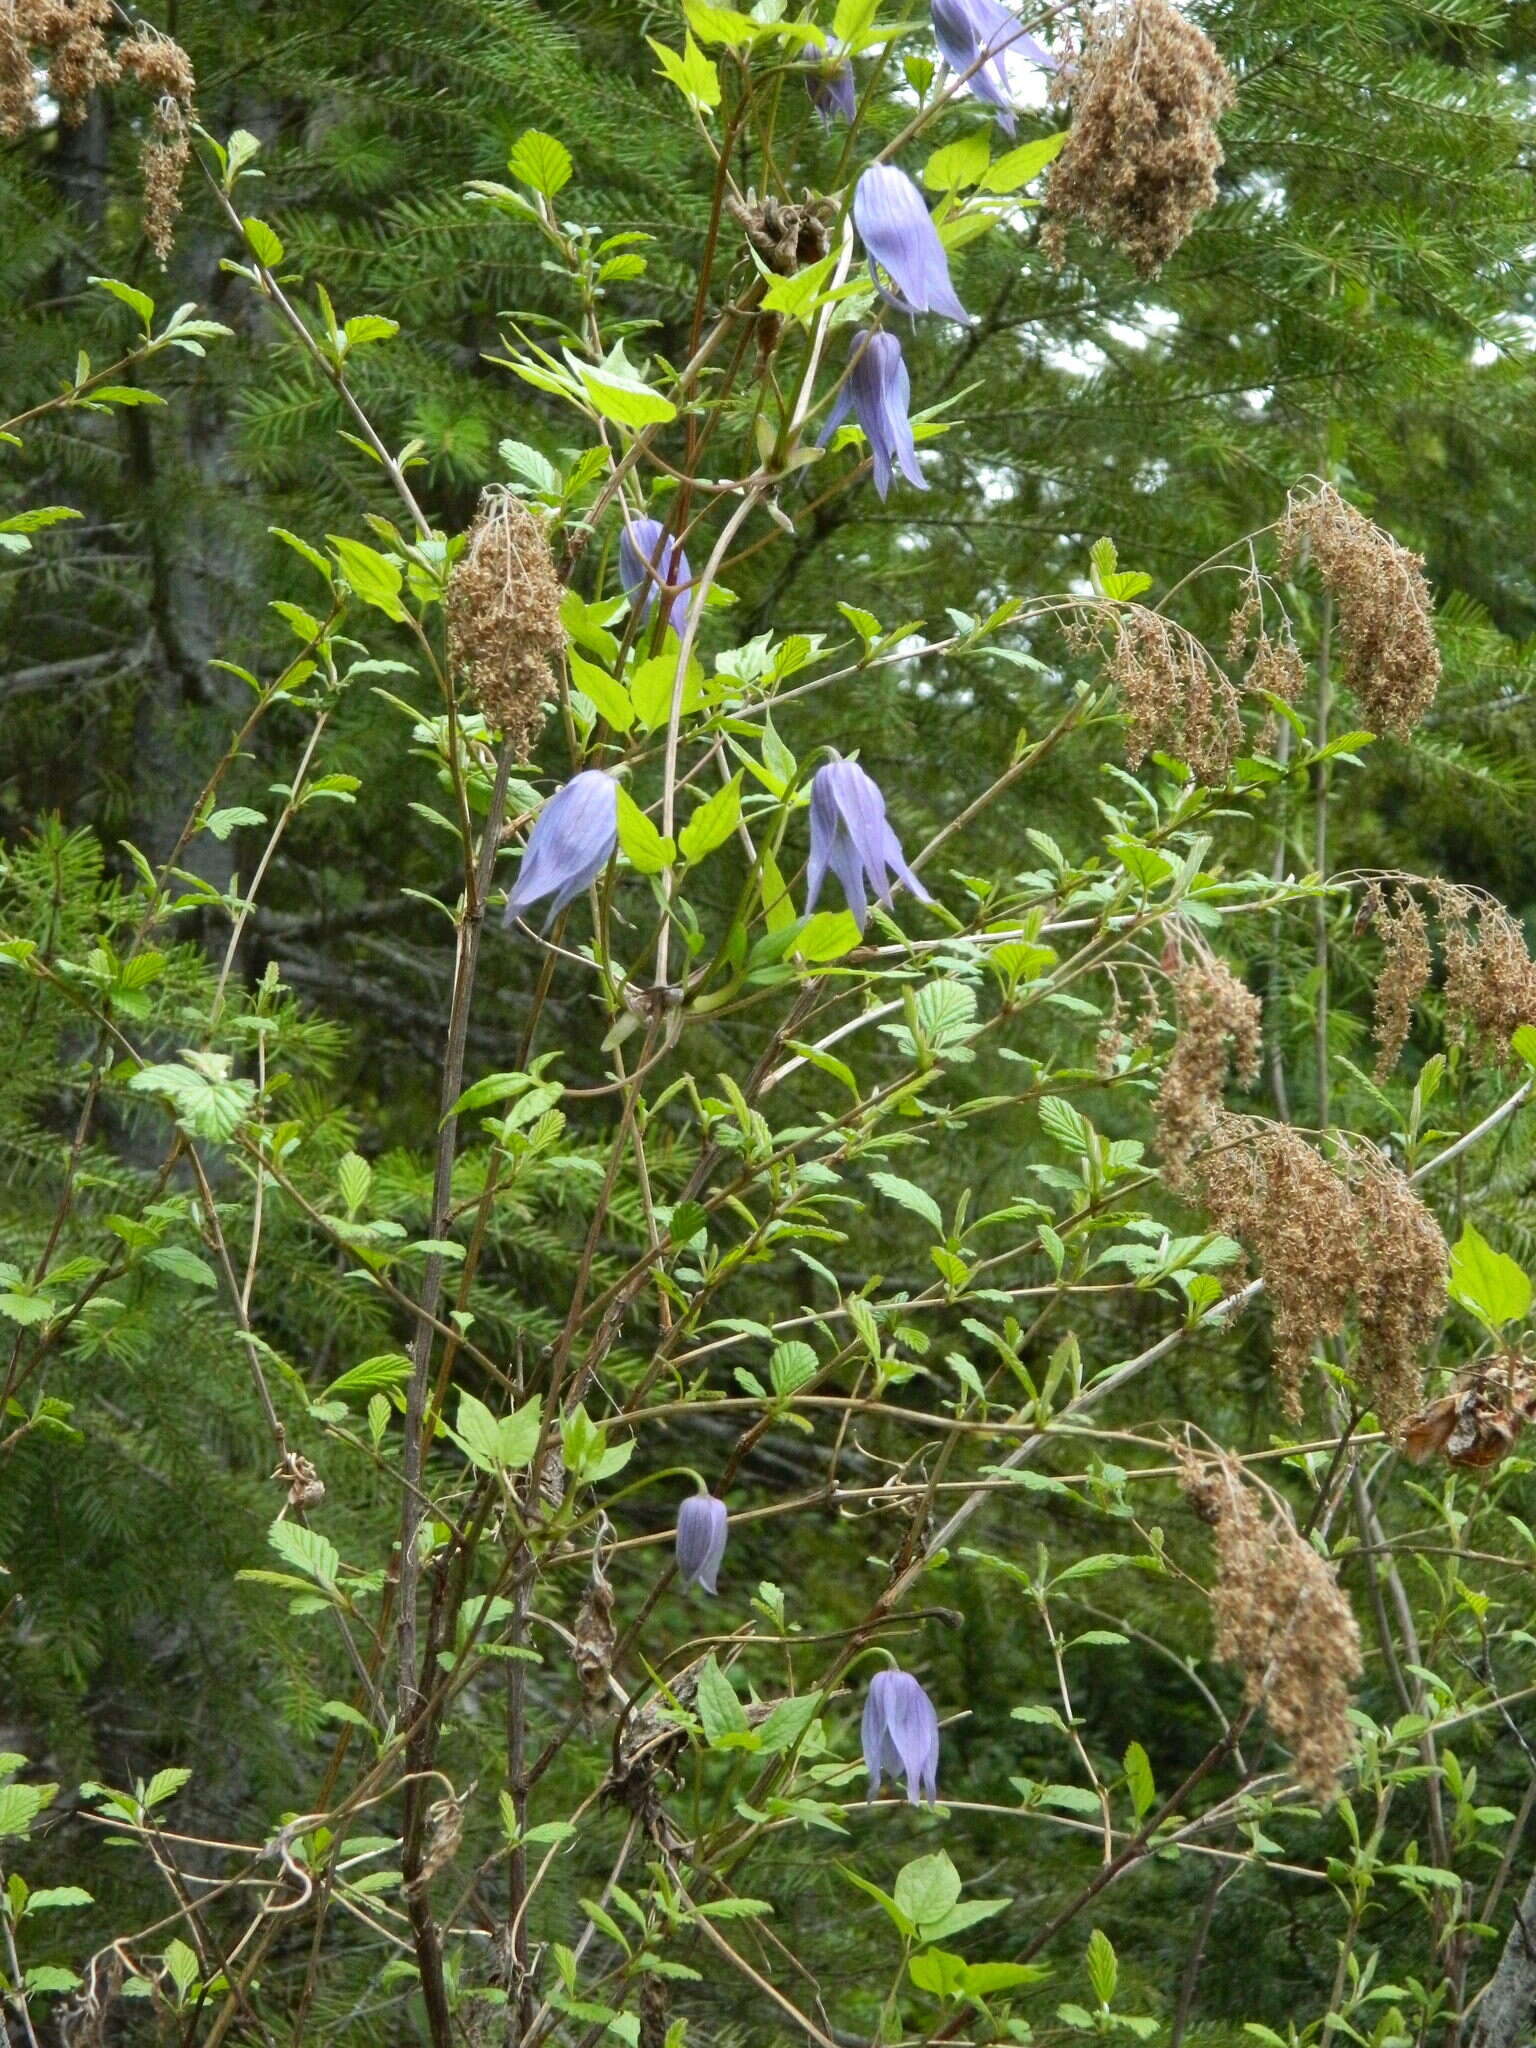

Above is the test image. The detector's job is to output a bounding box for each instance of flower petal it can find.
[620,517,695,638]
[853,165,971,324]
[503,770,619,930]
[676,1495,729,1594]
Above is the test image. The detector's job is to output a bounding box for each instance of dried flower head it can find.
[1180,1451,1361,1802]
[39,0,117,123]
[115,23,194,99]
[1224,576,1262,664]
[1247,635,1307,754]
[1403,1358,1536,1471]
[138,104,189,260]
[573,1537,617,1720]
[1435,883,1536,1063]
[1179,1116,1446,1428]
[1043,0,1234,276]
[1,5,37,138]
[1187,1114,1363,1417]
[726,186,833,276]
[446,491,566,756]
[1277,484,1440,738]
[116,30,196,260]
[1101,605,1242,783]
[1344,1144,1446,1440]
[1155,952,1262,1186]
[1366,884,1431,1081]
[0,9,194,256]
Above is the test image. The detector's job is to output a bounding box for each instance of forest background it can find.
[8,0,1536,2044]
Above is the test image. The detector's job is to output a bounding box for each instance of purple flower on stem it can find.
[620,517,694,638]
[502,769,618,931]
[806,757,934,930]
[862,1667,941,1805]
[853,164,971,324]
[821,329,927,501]
[931,0,1055,135]
[805,35,857,125]
[676,1494,729,1595]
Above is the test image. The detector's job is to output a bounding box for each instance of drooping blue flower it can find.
[676,1494,729,1595]
[502,769,618,930]
[620,517,694,638]
[931,0,1055,135]
[805,35,857,125]
[821,330,927,501]
[862,1667,941,1806]
[806,757,934,930]
[853,164,971,324]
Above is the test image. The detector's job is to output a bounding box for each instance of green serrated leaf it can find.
[509,129,573,196]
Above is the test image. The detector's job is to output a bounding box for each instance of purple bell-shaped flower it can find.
[619,517,694,638]
[853,164,971,324]
[862,1666,941,1805]
[806,757,933,930]
[805,34,857,125]
[931,0,1055,135]
[821,329,927,501]
[502,770,618,931]
[676,1494,729,1595]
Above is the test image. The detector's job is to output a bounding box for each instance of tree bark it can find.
[1469,1867,1536,2048]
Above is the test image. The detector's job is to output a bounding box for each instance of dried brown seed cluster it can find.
[1102,606,1242,782]
[1,10,195,258]
[1179,1451,1361,1803]
[1042,0,1235,277]
[1155,953,1262,1186]
[573,1546,617,1721]
[446,492,567,760]
[1189,1114,1362,1417]
[1435,883,1536,1062]
[1,5,39,136]
[1365,883,1432,1080]
[1178,1116,1445,1429]
[1403,1358,1536,1470]
[1224,578,1261,664]
[1344,1145,1447,1441]
[1,0,116,134]
[118,30,196,261]
[1277,484,1440,738]
[725,186,832,276]
[115,21,194,99]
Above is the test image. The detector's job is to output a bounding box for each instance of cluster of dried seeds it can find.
[1403,1358,1536,1471]
[1180,1450,1362,1802]
[1043,0,1235,277]
[2,0,115,134]
[1188,1114,1361,1417]
[1277,484,1440,738]
[1435,882,1536,1063]
[1154,953,1262,1186]
[1,6,195,257]
[1243,631,1306,751]
[118,30,196,260]
[1100,605,1243,782]
[1177,1115,1445,1429]
[1343,1143,1448,1441]
[1362,883,1432,1080]
[446,492,567,760]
